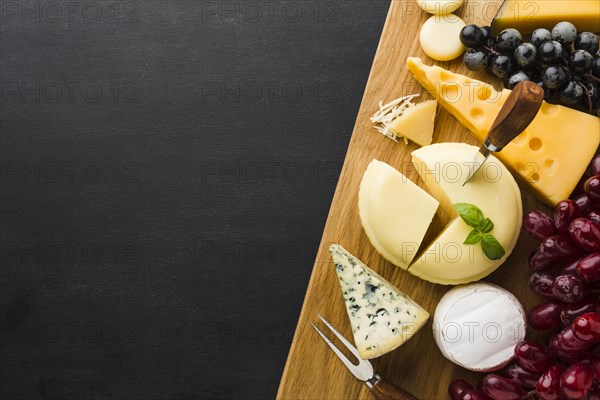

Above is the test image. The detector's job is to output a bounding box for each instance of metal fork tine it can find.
[317,314,363,361]
[311,323,359,373]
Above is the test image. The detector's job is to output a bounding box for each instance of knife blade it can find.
[463,80,545,186]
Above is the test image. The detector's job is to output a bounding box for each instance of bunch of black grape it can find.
[459,22,600,116]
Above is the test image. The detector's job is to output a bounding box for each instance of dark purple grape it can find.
[550,334,586,364]
[576,252,600,282]
[523,210,557,241]
[538,40,563,64]
[514,43,536,69]
[551,21,577,46]
[504,361,540,389]
[560,362,593,400]
[569,50,594,74]
[552,274,585,303]
[529,235,580,271]
[528,301,564,330]
[458,389,493,400]
[555,200,582,234]
[541,65,568,89]
[481,26,495,48]
[464,49,489,71]
[537,81,556,101]
[480,374,525,400]
[491,54,516,79]
[569,218,600,252]
[575,32,599,54]
[585,175,600,205]
[559,80,584,105]
[496,28,522,53]
[593,55,600,77]
[460,24,484,48]
[531,28,552,48]
[589,155,600,177]
[536,365,563,400]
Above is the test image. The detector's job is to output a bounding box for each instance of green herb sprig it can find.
[454,203,505,261]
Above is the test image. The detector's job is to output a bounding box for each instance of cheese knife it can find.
[463,80,544,186]
[311,314,418,400]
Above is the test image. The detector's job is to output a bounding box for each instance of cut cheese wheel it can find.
[358,160,439,269]
[417,0,463,15]
[330,244,429,359]
[419,14,466,61]
[433,282,526,371]
[406,57,600,206]
[389,100,437,147]
[410,143,522,285]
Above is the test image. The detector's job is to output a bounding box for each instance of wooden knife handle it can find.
[369,376,418,400]
[486,80,544,152]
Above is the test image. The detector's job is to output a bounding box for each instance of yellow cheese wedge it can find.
[491,0,600,36]
[406,57,600,206]
[410,143,523,285]
[389,100,437,147]
[358,160,439,269]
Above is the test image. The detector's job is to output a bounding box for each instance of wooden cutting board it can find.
[277,1,548,398]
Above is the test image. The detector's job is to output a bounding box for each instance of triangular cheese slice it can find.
[358,160,439,269]
[389,100,437,147]
[406,57,600,206]
[329,244,429,359]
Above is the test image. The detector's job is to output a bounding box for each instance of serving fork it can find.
[311,314,418,400]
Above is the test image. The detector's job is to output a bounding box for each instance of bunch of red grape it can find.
[448,155,600,399]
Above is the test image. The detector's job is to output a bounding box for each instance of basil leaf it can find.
[481,234,506,261]
[454,203,484,228]
[479,218,494,233]
[464,229,483,245]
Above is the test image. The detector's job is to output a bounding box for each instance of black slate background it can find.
[0,1,389,398]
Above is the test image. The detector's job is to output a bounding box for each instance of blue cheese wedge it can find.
[329,244,429,359]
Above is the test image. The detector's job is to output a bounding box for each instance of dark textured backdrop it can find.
[0,1,389,398]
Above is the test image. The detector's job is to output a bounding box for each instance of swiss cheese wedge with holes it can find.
[406,57,600,206]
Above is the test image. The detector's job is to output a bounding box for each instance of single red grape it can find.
[458,389,493,400]
[449,379,474,400]
[530,271,556,299]
[504,361,540,389]
[576,252,600,282]
[537,365,563,400]
[588,155,600,176]
[574,193,594,216]
[560,362,593,399]
[528,301,564,330]
[529,236,580,271]
[552,274,585,303]
[480,374,525,400]
[514,340,554,373]
[569,218,600,252]
[573,312,600,342]
[523,211,557,241]
[561,300,600,325]
[557,326,594,353]
[585,175,600,206]
[549,334,586,364]
[555,200,582,234]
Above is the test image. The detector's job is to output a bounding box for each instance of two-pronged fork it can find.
[311,314,418,400]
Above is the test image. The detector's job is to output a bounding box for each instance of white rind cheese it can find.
[329,244,429,359]
[433,282,526,372]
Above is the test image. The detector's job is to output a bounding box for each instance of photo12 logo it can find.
[201,1,340,24]
[1,81,139,104]
[0,1,139,24]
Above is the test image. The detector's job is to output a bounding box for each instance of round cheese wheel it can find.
[433,283,526,372]
[417,0,463,15]
[419,14,466,61]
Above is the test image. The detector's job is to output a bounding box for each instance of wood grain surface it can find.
[277,1,550,398]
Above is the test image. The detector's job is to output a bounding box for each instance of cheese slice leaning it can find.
[359,160,439,269]
[406,57,600,206]
[329,244,429,359]
[389,100,437,147]
[410,143,523,285]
